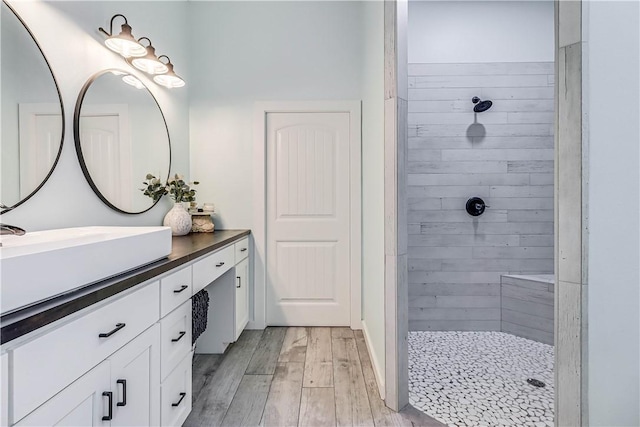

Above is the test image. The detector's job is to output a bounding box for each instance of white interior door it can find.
[266,112,351,326]
[79,105,132,210]
[18,104,63,198]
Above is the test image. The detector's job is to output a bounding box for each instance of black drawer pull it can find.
[172,331,186,342]
[173,285,189,294]
[216,262,225,267]
[116,379,127,407]
[236,276,241,289]
[172,392,187,407]
[240,248,247,252]
[102,391,113,421]
[99,323,126,338]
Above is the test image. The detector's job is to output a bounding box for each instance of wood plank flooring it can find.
[184,327,444,427]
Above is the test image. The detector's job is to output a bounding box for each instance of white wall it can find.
[584,1,640,425]
[188,0,386,385]
[188,1,363,228]
[408,1,554,64]
[360,0,386,392]
[0,1,190,230]
[1,3,61,204]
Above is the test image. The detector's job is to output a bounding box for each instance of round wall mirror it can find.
[74,69,171,214]
[1,0,64,213]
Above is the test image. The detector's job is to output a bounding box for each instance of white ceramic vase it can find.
[163,202,192,236]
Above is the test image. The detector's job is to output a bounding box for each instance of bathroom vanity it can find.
[0,230,251,426]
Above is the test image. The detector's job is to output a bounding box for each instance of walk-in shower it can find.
[407,1,556,425]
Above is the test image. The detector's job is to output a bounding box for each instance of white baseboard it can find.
[361,320,386,400]
[245,320,266,330]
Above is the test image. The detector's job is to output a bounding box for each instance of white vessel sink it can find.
[0,226,172,313]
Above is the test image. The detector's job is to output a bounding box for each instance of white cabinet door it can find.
[15,361,111,426]
[235,258,249,340]
[110,325,160,427]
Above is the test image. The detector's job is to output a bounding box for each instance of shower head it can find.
[472,96,493,113]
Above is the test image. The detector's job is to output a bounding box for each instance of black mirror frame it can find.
[0,0,65,215]
[73,68,172,215]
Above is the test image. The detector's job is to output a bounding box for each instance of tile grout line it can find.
[354,332,379,427]
[220,329,266,426]
[296,327,310,427]
[257,328,285,427]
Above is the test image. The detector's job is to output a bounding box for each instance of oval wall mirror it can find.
[1,0,64,214]
[74,69,171,214]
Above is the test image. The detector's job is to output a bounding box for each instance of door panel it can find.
[15,362,110,427]
[235,258,249,340]
[266,112,351,326]
[18,104,63,199]
[79,105,132,211]
[110,324,160,427]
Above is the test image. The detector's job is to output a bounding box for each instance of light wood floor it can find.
[184,327,444,427]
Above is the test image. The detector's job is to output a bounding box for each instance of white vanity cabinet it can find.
[16,325,160,427]
[12,282,160,423]
[196,237,251,353]
[3,232,251,427]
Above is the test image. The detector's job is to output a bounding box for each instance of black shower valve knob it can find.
[466,197,488,216]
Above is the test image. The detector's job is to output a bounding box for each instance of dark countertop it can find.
[0,229,250,345]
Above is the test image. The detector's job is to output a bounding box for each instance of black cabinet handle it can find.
[173,285,188,294]
[215,262,225,267]
[240,248,247,252]
[116,379,127,407]
[171,331,186,342]
[172,392,187,407]
[236,276,241,289]
[102,391,113,421]
[99,323,125,338]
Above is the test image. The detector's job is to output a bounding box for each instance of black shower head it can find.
[472,96,493,113]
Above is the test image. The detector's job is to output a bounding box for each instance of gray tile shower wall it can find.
[407,62,555,332]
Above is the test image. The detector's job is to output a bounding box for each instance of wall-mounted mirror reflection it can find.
[1,0,64,213]
[74,69,171,214]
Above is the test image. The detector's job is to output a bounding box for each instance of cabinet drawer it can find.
[161,351,193,427]
[160,266,192,317]
[234,237,249,264]
[160,300,192,381]
[192,245,235,294]
[12,282,160,422]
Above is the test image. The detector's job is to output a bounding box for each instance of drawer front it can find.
[192,245,234,294]
[234,237,249,264]
[160,300,192,381]
[13,282,160,422]
[161,351,193,427]
[160,266,192,317]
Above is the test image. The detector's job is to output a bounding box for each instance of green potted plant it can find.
[141,174,199,236]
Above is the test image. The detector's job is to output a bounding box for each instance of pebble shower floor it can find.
[409,331,554,427]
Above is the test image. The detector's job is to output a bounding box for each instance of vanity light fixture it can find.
[153,56,185,88]
[122,74,145,89]
[98,14,146,58]
[99,15,185,89]
[129,38,169,75]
